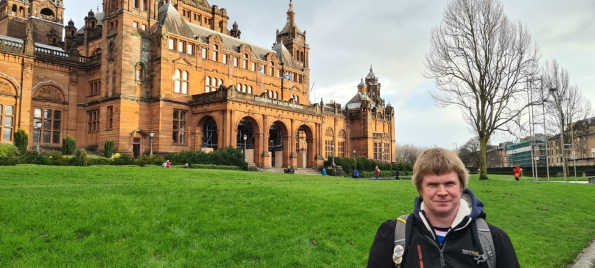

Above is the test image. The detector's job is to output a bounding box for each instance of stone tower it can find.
[0,0,65,45]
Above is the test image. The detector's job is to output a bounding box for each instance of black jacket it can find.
[367,189,520,268]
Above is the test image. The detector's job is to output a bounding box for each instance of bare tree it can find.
[542,59,593,179]
[458,137,480,168]
[424,0,540,180]
[396,143,428,164]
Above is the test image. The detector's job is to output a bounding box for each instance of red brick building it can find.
[0,0,395,168]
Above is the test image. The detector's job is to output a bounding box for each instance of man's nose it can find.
[436,185,448,195]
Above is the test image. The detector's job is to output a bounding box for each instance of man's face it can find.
[419,171,463,222]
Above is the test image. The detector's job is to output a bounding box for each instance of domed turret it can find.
[88,9,95,17]
[68,19,74,26]
[366,65,376,79]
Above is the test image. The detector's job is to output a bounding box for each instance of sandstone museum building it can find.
[0,0,395,168]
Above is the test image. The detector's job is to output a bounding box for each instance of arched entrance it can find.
[237,117,256,163]
[201,117,218,152]
[296,125,314,168]
[268,122,283,167]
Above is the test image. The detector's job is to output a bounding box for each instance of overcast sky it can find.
[65,0,595,150]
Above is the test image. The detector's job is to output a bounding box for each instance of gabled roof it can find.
[159,3,195,37]
[345,92,375,110]
[160,3,301,69]
[272,42,300,70]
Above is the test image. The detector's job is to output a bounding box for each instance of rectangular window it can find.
[133,21,138,28]
[141,24,146,31]
[1,104,14,142]
[233,57,238,67]
[251,62,256,72]
[374,142,381,160]
[168,39,175,50]
[173,110,187,144]
[222,55,228,64]
[87,110,100,134]
[201,48,207,58]
[187,44,194,55]
[325,140,332,159]
[133,0,139,8]
[384,143,390,161]
[32,108,61,144]
[178,41,185,53]
[89,80,100,96]
[338,141,345,158]
[107,106,113,130]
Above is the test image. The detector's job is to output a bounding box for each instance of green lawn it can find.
[0,166,594,267]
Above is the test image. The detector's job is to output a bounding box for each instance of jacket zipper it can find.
[423,234,447,267]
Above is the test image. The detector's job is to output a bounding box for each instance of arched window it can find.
[205,76,211,92]
[295,96,299,103]
[40,8,55,17]
[242,84,247,93]
[236,83,241,92]
[210,76,217,91]
[273,91,277,99]
[212,44,218,62]
[218,79,223,88]
[174,70,188,94]
[135,64,144,81]
[248,86,252,94]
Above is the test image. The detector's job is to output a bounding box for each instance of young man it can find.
[367,148,520,267]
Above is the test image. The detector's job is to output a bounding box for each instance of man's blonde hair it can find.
[412,148,469,193]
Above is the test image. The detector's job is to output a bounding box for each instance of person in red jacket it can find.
[513,165,521,181]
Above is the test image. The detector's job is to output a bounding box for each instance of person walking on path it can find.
[395,168,400,180]
[367,148,520,267]
[513,165,521,181]
[375,166,381,180]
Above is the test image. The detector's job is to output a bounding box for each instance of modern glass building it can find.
[507,137,547,167]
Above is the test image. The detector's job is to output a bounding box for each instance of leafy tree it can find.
[425,0,540,180]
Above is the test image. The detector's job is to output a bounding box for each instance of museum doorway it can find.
[296,125,314,168]
[202,117,218,152]
[237,118,255,163]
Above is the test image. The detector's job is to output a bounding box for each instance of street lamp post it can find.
[331,144,335,166]
[243,134,247,162]
[149,130,154,156]
[353,149,356,158]
[35,121,41,153]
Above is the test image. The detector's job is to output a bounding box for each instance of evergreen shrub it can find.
[13,129,28,155]
[104,139,114,158]
[62,135,76,155]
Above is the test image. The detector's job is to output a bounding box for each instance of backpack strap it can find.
[471,218,496,268]
[393,213,414,268]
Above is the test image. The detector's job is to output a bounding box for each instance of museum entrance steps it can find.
[261,167,321,176]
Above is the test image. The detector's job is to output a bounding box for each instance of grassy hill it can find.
[0,166,593,267]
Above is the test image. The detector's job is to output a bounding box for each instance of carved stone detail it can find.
[69,69,78,86]
[0,78,16,96]
[34,86,64,102]
[23,61,33,80]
